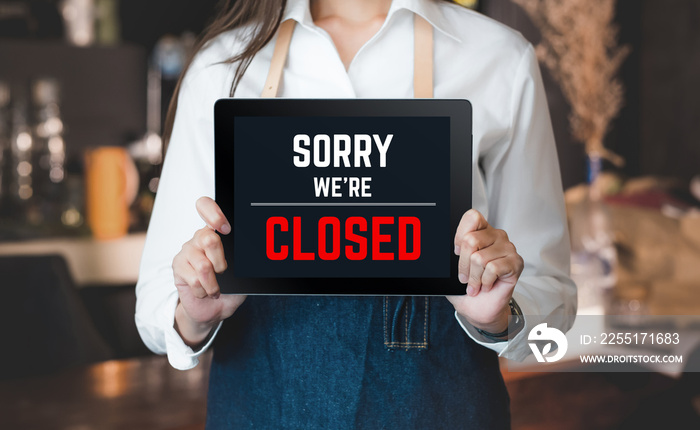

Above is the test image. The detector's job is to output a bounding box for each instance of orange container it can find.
[84,147,139,240]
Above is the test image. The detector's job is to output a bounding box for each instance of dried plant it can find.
[512,0,630,166]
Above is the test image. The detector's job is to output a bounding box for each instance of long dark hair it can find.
[162,0,288,151]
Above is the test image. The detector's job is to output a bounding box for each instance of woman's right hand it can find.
[172,196,246,347]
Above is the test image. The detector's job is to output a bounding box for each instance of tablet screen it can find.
[231,116,450,278]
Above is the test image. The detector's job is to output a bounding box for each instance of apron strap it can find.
[261,19,296,98]
[413,14,434,99]
[262,14,434,98]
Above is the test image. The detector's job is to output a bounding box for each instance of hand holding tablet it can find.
[449,208,525,335]
[170,196,245,347]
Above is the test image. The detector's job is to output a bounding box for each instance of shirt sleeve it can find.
[135,67,223,370]
[455,43,578,361]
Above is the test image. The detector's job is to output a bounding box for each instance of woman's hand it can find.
[172,197,246,347]
[446,209,524,335]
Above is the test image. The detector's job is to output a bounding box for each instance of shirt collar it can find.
[283,0,463,43]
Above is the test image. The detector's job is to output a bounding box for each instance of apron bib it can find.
[206,15,510,429]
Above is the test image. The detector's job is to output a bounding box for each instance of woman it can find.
[136,0,577,427]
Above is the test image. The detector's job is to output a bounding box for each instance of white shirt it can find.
[135,0,577,370]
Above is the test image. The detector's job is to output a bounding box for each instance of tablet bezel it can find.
[214,99,471,295]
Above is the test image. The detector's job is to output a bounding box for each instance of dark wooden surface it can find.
[0,353,211,430]
[1,352,699,430]
[505,369,700,429]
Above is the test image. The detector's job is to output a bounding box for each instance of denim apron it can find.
[206,17,510,429]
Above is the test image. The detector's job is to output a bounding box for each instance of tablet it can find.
[214,99,471,295]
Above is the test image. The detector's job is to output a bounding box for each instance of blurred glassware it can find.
[10,87,33,206]
[61,173,85,229]
[139,34,187,166]
[154,34,189,81]
[95,0,120,45]
[144,60,162,164]
[570,155,619,314]
[122,33,192,232]
[32,78,65,185]
[31,78,70,228]
[608,282,650,327]
[0,81,10,211]
[84,146,138,240]
[609,281,650,315]
[60,0,96,46]
[691,175,700,203]
[126,133,160,231]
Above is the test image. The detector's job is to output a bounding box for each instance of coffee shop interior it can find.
[1,0,699,428]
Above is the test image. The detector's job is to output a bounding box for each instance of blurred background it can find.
[0,0,699,429]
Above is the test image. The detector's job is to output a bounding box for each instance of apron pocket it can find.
[383,296,430,350]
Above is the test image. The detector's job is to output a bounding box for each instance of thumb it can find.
[196,196,231,234]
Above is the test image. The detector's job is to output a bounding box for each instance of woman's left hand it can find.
[446,209,524,335]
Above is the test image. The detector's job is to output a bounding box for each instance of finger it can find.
[468,245,509,295]
[458,229,497,256]
[190,253,221,298]
[454,209,489,255]
[480,257,518,293]
[457,229,496,284]
[458,252,470,285]
[196,196,231,234]
[195,228,227,273]
[173,256,208,299]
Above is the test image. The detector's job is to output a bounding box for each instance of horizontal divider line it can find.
[250,202,436,207]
